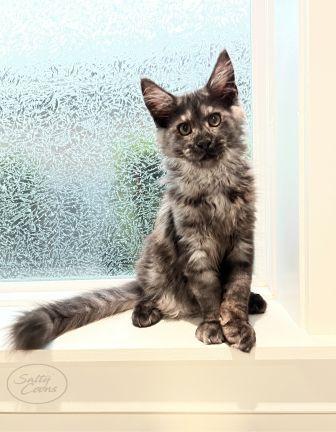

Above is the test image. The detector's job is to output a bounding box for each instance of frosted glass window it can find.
[0,0,252,280]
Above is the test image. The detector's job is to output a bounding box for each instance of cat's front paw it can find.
[195,321,225,345]
[222,319,256,353]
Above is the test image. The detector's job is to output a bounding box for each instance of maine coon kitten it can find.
[10,50,266,353]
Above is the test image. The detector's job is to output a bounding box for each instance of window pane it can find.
[0,0,252,280]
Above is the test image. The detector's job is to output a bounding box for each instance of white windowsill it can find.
[1,287,336,363]
[2,285,336,419]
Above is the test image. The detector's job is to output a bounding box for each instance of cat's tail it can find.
[9,280,142,350]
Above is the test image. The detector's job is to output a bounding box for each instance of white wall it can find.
[271,0,336,334]
[305,0,336,334]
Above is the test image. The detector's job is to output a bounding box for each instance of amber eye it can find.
[177,122,192,136]
[208,113,221,127]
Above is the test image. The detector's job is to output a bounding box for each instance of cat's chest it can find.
[173,190,238,233]
[205,193,230,216]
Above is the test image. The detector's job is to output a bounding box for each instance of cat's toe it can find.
[222,319,256,353]
[195,321,225,345]
[248,292,267,314]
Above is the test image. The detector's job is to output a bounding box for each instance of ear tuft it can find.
[141,78,175,126]
[207,50,238,105]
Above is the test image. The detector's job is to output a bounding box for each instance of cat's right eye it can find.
[177,122,192,136]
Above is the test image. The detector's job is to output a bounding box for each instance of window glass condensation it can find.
[0,0,252,280]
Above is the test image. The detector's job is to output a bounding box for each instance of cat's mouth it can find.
[191,148,222,163]
[200,151,220,161]
[183,144,223,163]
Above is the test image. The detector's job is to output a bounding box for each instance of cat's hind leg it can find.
[248,292,267,315]
[132,301,162,328]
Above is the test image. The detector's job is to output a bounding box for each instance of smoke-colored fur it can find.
[10,50,266,352]
[10,281,141,350]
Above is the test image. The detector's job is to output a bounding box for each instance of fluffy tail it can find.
[10,280,142,350]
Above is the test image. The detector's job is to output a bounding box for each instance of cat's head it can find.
[141,50,245,166]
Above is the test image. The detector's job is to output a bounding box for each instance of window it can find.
[0,0,253,281]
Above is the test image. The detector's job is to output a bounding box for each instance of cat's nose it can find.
[196,138,212,150]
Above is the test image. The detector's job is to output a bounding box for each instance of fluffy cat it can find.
[10,50,266,352]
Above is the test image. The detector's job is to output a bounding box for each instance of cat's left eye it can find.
[208,113,221,127]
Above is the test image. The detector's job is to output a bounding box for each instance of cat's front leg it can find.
[220,244,255,352]
[186,253,224,345]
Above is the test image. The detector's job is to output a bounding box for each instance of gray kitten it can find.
[10,51,266,352]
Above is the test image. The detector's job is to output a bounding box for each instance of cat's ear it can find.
[206,50,238,105]
[141,78,176,127]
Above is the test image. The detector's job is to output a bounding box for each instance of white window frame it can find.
[0,0,272,298]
